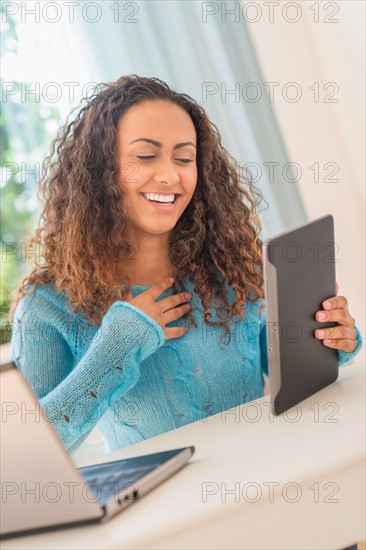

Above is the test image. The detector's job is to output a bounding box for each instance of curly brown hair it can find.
[9,74,266,343]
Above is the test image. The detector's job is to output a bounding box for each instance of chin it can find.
[140,225,175,235]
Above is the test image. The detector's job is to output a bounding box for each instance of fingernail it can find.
[324,339,333,345]
[323,300,332,309]
[169,277,175,284]
[318,330,325,338]
[318,312,326,320]
[185,292,192,300]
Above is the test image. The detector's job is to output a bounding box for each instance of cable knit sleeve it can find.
[10,286,165,454]
[337,325,363,366]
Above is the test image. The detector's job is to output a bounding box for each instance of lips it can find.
[141,192,180,199]
[139,192,181,211]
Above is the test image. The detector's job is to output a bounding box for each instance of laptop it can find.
[263,214,339,415]
[0,360,195,539]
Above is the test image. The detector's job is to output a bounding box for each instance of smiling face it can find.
[117,100,198,239]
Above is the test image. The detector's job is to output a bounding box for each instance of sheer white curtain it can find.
[65,0,307,237]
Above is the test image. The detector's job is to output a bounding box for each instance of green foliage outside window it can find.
[1,7,62,344]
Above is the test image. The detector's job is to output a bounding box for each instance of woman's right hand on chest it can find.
[124,277,192,340]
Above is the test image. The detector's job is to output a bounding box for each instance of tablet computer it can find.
[263,214,339,415]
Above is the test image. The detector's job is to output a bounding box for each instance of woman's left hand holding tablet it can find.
[314,282,358,353]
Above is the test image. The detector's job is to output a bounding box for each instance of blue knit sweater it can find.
[10,279,362,454]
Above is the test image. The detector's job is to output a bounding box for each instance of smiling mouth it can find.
[140,192,180,205]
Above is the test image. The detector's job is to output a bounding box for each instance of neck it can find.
[122,230,175,286]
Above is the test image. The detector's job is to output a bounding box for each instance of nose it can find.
[152,157,181,186]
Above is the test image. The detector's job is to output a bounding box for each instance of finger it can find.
[315,308,355,327]
[323,338,357,353]
[161,292,192,313]
[322,295,348,311]
[165,326,188,340]
[149,277,174,301]
[315,326,357,340]
[164,303,191,322]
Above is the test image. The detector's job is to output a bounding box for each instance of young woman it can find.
[10,75,362,456]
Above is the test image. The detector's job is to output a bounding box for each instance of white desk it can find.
[2,360,365,550]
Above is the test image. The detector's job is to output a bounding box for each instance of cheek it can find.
[188,172,198,196]
[183,165,198,193]
[120,160,148,190]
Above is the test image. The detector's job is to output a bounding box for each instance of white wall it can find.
[246,0,365,351]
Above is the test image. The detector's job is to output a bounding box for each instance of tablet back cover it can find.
[264,214,339,415]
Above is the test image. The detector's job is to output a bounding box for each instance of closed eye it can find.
[136,155,194,164]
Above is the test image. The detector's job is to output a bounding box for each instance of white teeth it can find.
[143,192,175,203]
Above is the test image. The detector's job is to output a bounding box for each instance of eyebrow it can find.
[129,138,196,150]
